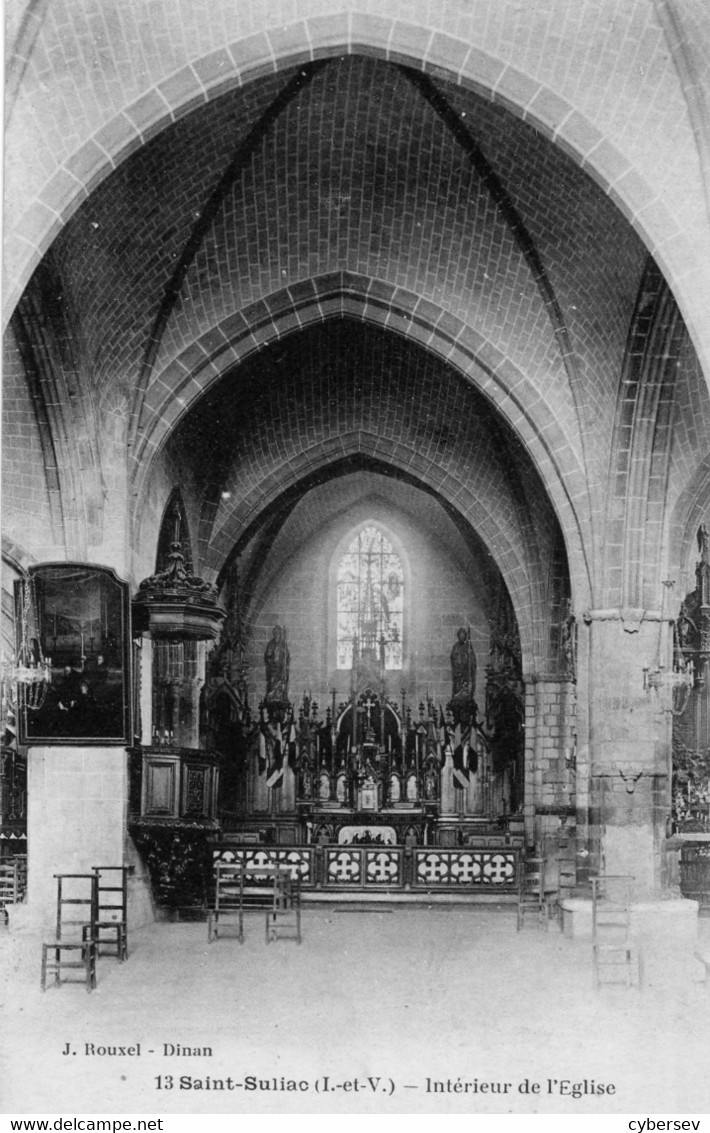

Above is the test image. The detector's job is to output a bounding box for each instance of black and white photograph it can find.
[2,0,710,1124]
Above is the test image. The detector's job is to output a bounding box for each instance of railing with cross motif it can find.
[212,846,315,885]
[411,848,519,890]
[323,847,404,889]
[212,844,521,892]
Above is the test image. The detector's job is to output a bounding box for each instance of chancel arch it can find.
[146,317,578,690]
[130,308,578,868]
[131,288,593,613]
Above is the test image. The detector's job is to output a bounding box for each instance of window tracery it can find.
[336,526,403,669]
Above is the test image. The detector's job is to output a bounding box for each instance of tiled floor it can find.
[2,905,709,1115]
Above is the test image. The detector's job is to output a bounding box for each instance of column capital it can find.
[581,607,670,627]
[524,672,576,685]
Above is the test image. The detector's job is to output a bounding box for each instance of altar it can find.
[310,811,426,847]
[337,825,397,845]
[205,611,526,861]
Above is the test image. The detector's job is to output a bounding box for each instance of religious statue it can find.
[264,624,290,703]
[424,760,439,801]
[450,627,476,703]
[559,599,576,680]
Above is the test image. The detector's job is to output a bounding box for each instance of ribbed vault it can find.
[159,317,570,673]
[4,32,709,629]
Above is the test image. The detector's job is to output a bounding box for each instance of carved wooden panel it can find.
[144,758,178,816]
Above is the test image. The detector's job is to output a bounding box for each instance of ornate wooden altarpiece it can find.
[201,591,527,898]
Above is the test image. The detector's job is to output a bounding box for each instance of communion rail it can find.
[212,844,520,895]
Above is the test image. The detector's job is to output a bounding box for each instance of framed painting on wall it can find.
[16,563,132,746]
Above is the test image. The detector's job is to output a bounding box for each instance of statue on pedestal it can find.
[451,627,476,699]
[449,627,476,726]
[264,625,290,704]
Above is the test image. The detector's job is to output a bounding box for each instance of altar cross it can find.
[362,696,376,726]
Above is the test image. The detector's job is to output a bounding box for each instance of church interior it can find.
[2,0,710,1112]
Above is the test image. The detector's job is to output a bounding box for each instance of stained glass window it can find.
[336,526,404,669]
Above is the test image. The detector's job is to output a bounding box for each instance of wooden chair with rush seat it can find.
[591,874,641,989]
[517,853,550,931]
[90,865,129,961]
[41,873,98,992]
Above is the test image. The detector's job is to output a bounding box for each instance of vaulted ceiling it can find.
[5,16,710,669]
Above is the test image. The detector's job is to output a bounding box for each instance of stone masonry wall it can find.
[582,614,674,895]
[524,678,578,893]
[1,327,55,560]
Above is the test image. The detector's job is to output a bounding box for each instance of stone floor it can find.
[2,904,709,1115]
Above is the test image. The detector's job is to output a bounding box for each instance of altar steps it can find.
[299,891,517,907]
[156,889,518,921]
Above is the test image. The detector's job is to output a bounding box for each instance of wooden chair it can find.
[41,874,98,992]
[265,869,301,944]
[591,874,641,989]
[517,854,549,931]
[208,863,301,944]
[90,866,129,961]
[207,862,245,944]
[237,865,289,931]
[545,848,577,925]
[0,857,26,924]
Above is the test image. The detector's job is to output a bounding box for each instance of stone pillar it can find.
[573,624,592,885]
[584,609,673,896]
[524,677,577,867]
[24,746,126,934]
